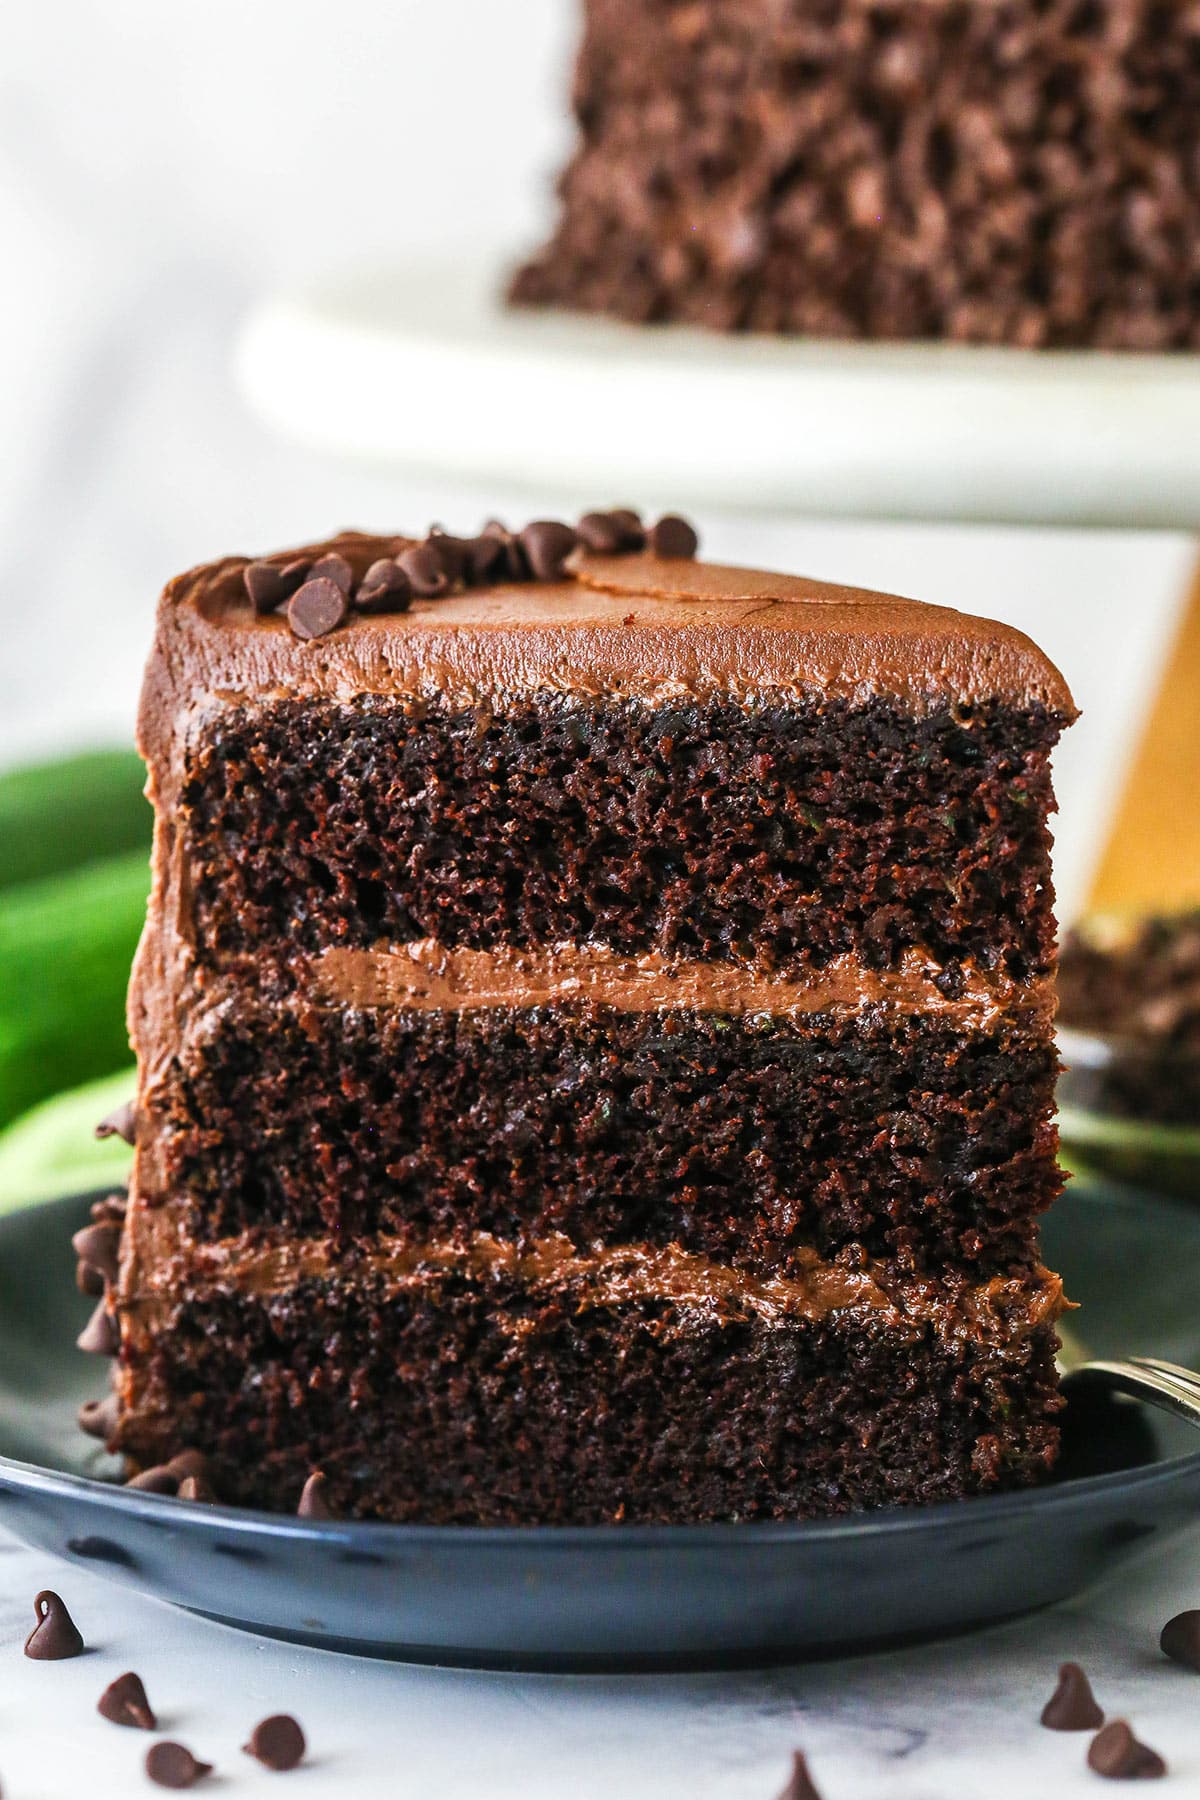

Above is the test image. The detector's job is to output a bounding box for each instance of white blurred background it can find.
[1,0,1194,920]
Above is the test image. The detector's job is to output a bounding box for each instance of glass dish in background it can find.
[1056,910,1200,1201]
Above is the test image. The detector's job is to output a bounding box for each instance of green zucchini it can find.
[0,849,149,1128]
[0,748,149,891]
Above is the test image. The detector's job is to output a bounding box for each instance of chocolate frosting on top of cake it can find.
[138,529,1076,764]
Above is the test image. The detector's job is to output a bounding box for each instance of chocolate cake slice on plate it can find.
[77,511,1076,1523]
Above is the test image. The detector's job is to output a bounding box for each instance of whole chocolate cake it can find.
[77,511,1076,1523]
[510,1,1200,349]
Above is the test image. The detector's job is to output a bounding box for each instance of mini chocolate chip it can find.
[77,1260,105,1298]
[165,1449,210,1480]
[244,1715,306,1772]
[95,1100,137,1145]
[79,1392,119,1439]
[24,1591,85,1660]
[145,1743,213,1789]
[482,519,530,581]
[127,1465,180,1495]
[576,511,625,553]
[287,577,348,641]
[776,1750,823,1800]
[649,513,699,559]
[1087,1721,1166,1779]
[242,561,288,614]
[297,1471,334,1520]
[99,1671,157,1730]
[397,543,451,597]
[279,558,312,591]
[460,532,507,584]
[72,1222,121,1285]
[608,507,646,549]
[427,530,470,582]
[307,552,354,594]
[1160,1608,1200,1670]
[1041,1662,1104,1730]
[520,520,579,581]
[176,1473,217,1503]
[355,559,412,614]
[77,1301,119,1357]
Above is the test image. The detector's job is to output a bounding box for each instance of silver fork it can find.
[1059,1331,1200,1428]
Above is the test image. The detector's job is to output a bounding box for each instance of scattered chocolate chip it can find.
[306,552,354,594]
[520,519,579,581]
[608,507,646,549]
[24,1591,85,1660]
[1160,1608,1200,1670]
[297,1471,334,1520]
[94,1100,137,1145]
[176,1474,216,1504]
[1042,1661,1104,1730]
[354,559,412,614]
[461,532,507,584]
[77,1261,105,1298]
[649,513,699,559]
[77,1301,119,1357]
[244,1715,306,1772]
[242,561,288,614]
[482,519,530,581]
[776,1750,823,1800]
[1087,1720,1166,1779]
[576,511,625,553]
[145,1743,213,1789]
[78,1393,119,1440]
[397,542,452,597]
[287,577,348,642]
[427,529,471,583]
[98,1671,157,1730]
[72,1222,121,1285]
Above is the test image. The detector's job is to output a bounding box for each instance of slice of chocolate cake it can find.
[79,512,1076,1523]
[511,1,1200,350]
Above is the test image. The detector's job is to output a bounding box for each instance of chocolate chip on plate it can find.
[1160,1608,1200,1670]
[297,1471,334,1520]
[649,513,699,559]
[519,520,579,581]
[776,1750,823,1800]
[287,577,348,641]
[244,1715,307,1772]
[98,1671,157,1730]
[306,552,354,594]
[1087,1720,1167,1779]
[24,1590,85,1660]
[78,1393,119,1439]
[1041,1660,1105,1730]
[176,1473,216,1504]
[145,1743,213,1789]
[94,1099,137,1144]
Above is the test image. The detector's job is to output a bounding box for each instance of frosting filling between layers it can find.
[310,940,1054,1030]
[119,1229,1067,1347]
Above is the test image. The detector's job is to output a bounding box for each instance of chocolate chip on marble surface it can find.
[649,513,699,559]
[1160,1608,1200,1670]
[306,552,354,594]
[98,1671,157,1730]
[397,542,452,597]
[576,510,626,553]
[94,1099,137,1144]
[24,1590,85,1660]
[72,1221,121,1285]
[354,558,412,614]
[1041,1661,1104,1730]
[1087,1720,1167,1779]
[78,1392,119,1439]
[145,1743,213,1789]
[775,1750,823,1800]
[244,1714,307,1772]
[520,519,579,581]
[77,1301,119,1356]
[287,577,348,642]
[297,1471,334,1520]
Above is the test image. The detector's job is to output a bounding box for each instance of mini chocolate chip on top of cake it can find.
[85,511,1075,1524]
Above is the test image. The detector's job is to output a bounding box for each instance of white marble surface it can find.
[2,1521,1200,1798]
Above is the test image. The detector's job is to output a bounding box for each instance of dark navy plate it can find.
[0,1187,1198,1669]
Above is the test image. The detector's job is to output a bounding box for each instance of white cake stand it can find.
[235,257,1200,529]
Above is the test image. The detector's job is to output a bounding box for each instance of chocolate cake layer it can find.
[510,0,1200,350]
[114,1273,1063,1523]
[152,999,1060,1276]
[180,695,1065,977]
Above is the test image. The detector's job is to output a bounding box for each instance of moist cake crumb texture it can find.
[79,510,1076,1524]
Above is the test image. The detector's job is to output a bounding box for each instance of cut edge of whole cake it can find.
[76,511,1078,1524]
